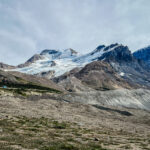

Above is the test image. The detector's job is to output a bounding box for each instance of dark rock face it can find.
[96,45,105,50]
[97,45,150,88]
[90,45,105,55]
[98,45,135,63]
[40,49,60,55]
[103,43,118,51]
[133,46,150,66]
[51,61,56,67]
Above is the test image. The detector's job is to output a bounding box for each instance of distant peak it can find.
[136,45,150,52]
[133,45,150,63]
[91,43,121,55]
[96,45,105,50]
[104,43,119,51]
[65,48,78,55]
[27,54,44,63]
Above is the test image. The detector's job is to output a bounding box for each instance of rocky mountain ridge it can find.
[133,45,150,66]
[0,43,150,112]
[1,43,150,90]
[53,44,150,91]
[3,43,148,77]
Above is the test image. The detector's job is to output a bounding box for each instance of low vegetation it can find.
[0,82,61,96]
[0,116,150,150]
[0,116,108,150]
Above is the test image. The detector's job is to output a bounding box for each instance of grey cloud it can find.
[0,0,150,65]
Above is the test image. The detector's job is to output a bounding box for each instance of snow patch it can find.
[119,72,125,76]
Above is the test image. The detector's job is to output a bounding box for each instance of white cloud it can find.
[0,0,150,65]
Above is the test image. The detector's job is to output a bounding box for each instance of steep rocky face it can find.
[91,44,150,88]
[53,61,139,92]
[73,43,136,65]
[97,44,135,63]
[133,46,150,66]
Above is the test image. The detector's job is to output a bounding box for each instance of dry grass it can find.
[0,116,109,150]
[0,92,150,150]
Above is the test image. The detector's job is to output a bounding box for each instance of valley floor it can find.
[0,93,150,150]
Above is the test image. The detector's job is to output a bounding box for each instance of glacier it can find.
[10,44,128,77]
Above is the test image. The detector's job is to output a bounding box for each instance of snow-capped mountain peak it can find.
[74,43,121,64]
[11,48,81,77]
[9,43,137,77]
[40,48,79,60]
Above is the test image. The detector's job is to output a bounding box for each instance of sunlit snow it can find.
[11,45,122,77]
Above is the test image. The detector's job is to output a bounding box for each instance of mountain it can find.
[133,46,150,66]
[12,48,81,77]
[53,61,139,92]
[73,43,135,64]
[1,44,150,150]
[0,62,16,70]
[6,44,130,76]
[73,44,119,63]
[10,44,130,77]
[95,44,150,87]
[53,44,150,91]
[6,43,150,89]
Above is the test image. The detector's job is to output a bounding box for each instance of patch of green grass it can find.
[0,81,62,96]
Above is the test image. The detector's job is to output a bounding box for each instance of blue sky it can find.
[0,0,150,65]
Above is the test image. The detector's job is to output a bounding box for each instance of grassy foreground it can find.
[0,116,108,150]
[0,116,150,150]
